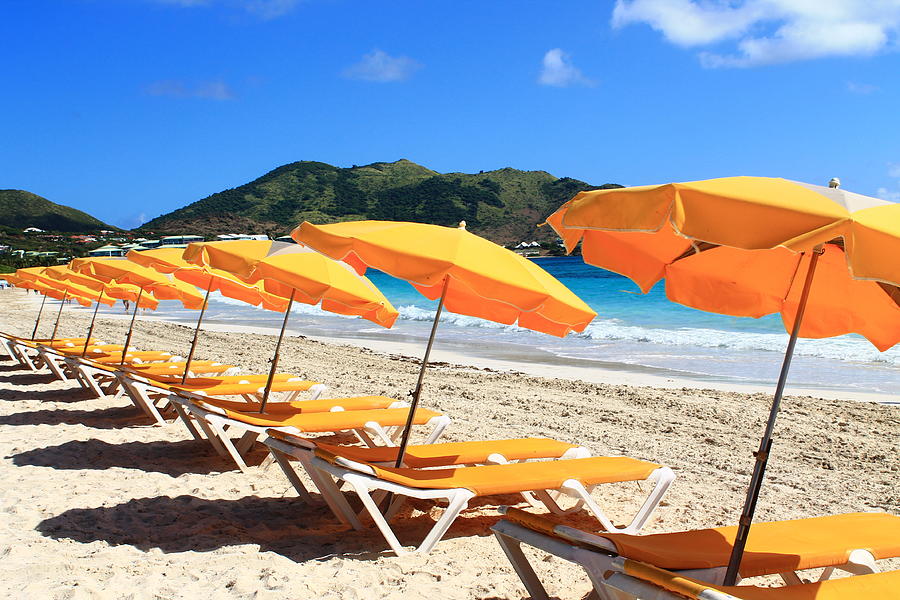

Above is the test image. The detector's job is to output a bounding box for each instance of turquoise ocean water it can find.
[81,256,898,396]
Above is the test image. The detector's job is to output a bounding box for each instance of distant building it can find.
[23,227,44,233]
[216,234,269,241]
[159,235,204,248]
[88,245,125,257]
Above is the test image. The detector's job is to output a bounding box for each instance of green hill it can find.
[0,189,111,232]
[140,159,619,245]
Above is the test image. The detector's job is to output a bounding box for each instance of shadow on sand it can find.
[0,405,148,429]
[0,385,97,403]
[9,438,237,476]
[37,494,498,561]
[0,371,60,386]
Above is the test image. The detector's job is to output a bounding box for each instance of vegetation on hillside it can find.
[0,190,112,232]
[140,160,621,245]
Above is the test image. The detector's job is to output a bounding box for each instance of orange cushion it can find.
[348,456,661,496]
[605,513,900,577]
[316,438,577,468]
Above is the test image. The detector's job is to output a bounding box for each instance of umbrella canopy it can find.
[69,257,201,362]
[15,266,114,341]
[182,240,398,327]
[127,247,290,381]
[292,220,596,469]
[69,257,205,309]
[547,176,900,349]
[15,267,102,307]
[292,220,596,336]
[127,247,288,312]
[182,239,400,409]
[545,175,900,585]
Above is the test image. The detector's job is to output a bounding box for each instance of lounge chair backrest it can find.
[620,559,742,599]
[313,448,378,476]
[264,428,316,450]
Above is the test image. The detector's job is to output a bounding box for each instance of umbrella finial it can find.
[458,220,467,230]
[828,177,841,189]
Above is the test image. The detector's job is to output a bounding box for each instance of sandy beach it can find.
[0,287,897,599]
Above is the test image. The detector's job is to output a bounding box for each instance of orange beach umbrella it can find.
[546,176,900,583]
[15,267,113,341]
[182,239,399,410]
[43,265,159,355]
[127,247,289,381]
[70,257,204,363]
[292,220,596,467]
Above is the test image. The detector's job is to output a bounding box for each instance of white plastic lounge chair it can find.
[3,337,93,371]
[282,444,673,555]
[63,351,183,399]
[263,431,594,526]
[490,508,900,600]
[171,398,448,473]
[597,557,900,600]
[117,372,327,426]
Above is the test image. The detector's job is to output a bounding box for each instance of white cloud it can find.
[877,187,900,202]
[538,48,596,87]
[148,0,300,19]
[342,50,422,83]
[144,79,235,100]
[115,212,149,230]
[847,81,880,94]
[879,163,900,203]
[612,0,900,68]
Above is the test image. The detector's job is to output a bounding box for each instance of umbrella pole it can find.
[31,293,47,339]
[723,247,823,586]
[49,291,68,342]
[120,288,143,365]
[81,289,104,357]
[394,277,450,469]
[182,281,212,384]
[259,288,296,413]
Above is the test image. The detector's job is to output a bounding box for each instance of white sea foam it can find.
[395,304,898,367]
[198,297,899,368]
[576,321,899,366]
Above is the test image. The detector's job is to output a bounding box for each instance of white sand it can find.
[0,288,897,599]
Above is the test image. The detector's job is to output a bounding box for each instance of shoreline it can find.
[110,305,897,404]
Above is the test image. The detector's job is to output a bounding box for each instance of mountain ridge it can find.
[0,189,112,232]
[140,159,619,245]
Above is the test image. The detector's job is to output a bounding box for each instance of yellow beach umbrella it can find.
[70,257,204,363]
[292,220,596,466]
[15,267,113,341]
[44,265,159,355]
[11,269,56,339]
[182,239,399,410]
[127,247,289,381]
[545,176,900,583]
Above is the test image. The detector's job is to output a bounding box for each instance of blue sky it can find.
[2,0,899,229]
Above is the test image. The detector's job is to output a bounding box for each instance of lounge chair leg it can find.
[416,492,473,554]
[195,419,229,457]
[268,450,314,504]
[294,454,364,529]
[346,479,412,555]
[492,531,553,600]
[235,431,259,454]
[171,403,204,441]
[780,571,804,585]
[207,418,251,472]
